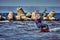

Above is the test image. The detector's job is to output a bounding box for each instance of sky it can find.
[0,0,60,13]
[0,0,60,6]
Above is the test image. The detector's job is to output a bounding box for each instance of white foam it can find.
[0,20,9,22]
[50,27,60,32]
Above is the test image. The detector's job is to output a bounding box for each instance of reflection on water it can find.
[0,21,60,40]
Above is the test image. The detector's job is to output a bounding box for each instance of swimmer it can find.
[34,18,43,28]
[34,18,50,32]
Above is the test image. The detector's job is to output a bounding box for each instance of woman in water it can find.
[34,17,50,32]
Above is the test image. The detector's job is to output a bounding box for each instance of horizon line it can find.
[0,12,60,13]
[0,6,60,7]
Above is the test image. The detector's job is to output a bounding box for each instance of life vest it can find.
[40,29,50,32]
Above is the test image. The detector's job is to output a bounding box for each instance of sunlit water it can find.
[0,21,60,40]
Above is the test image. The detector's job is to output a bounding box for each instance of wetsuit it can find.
[34,18,42,28]
[34,18,50,32]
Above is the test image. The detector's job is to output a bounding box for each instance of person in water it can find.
[34,18,50,32]
[35,18,43,28]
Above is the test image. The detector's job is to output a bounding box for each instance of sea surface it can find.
[0,6,60,40]
[0,21,60,40]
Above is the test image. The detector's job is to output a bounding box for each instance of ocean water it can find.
[0,6,60,40]
[0,21,60,40]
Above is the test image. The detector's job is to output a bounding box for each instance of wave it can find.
[0,20,9,22]
[50,27,60,32]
